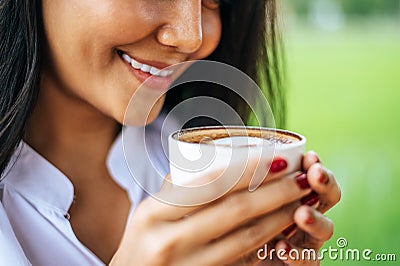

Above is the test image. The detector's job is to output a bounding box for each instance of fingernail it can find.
[319,171,329,185]
[310,150,321,163]
[270,158,287,173]
[301,192,319,206]
[282,224,297,236]
[283,241,292,254]
[305,209,315,225]
[295,173,310,189]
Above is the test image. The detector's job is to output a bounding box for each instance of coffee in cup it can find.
[168,126,306,187]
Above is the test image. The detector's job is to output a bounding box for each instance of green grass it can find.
[285,20,400,265]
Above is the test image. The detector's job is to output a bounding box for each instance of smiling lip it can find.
[117,50,176,92]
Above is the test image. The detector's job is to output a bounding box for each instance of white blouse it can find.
[0,117,176,266]
[0,201,30,265]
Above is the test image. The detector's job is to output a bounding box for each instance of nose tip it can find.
[157,25,203,54]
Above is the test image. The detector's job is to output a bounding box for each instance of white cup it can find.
[168,126,306,187]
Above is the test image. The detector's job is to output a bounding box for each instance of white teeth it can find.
[159,70,169,77]
[131,59,142,70]
[156,70,172,77]
[122,54,131,64]
[122,53,173,77]
[150,67,159,75]
[160,70,173,77]
[140,64,151,72]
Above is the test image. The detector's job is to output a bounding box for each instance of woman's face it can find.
[41,0,222,125]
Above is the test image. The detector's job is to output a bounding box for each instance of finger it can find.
[179,172,312,248]
[137,196,197,223]
[307,163,341,213]
[150,157,292,220]
[231,239,283,265]
[294,205,334,243]
[176,155,291,195]
[248,156,290,191]
[226,249,260,266]
[177,156,289,189]
[185,202,301,266]
[145,162,260,221]
[302,151,321,172]
[275,240,319,265]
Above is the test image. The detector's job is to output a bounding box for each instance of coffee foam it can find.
[174,127,301,146]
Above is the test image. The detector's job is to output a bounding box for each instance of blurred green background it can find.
[283,0,400,265]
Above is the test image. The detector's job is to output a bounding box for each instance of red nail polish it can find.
[282,224,297,236]
[295,173,310,189]
[301,192,319,206]
[270,158,287,173]
[283,241,292,254]
[305,211,315,225]
[319,172,329,184]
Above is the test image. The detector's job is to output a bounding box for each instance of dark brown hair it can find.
[0,0,41,176]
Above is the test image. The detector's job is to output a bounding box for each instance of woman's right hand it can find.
[110,159,313,266]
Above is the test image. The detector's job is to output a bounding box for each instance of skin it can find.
[25,0,341,264]
[112,152,341,266]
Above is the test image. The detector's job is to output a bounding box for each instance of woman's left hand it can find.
[233,151,342,266]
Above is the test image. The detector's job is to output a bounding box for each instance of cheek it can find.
[41,0,156,123]
[189,11,222,60]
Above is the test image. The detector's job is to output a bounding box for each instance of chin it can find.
[117,101,164,127]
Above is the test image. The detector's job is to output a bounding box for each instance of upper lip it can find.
[118,49,185,70]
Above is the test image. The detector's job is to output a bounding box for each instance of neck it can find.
[26,70,120,178]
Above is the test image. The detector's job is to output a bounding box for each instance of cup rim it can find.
[169,126,306,150]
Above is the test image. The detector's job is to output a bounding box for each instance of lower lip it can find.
[119,55,174,92]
